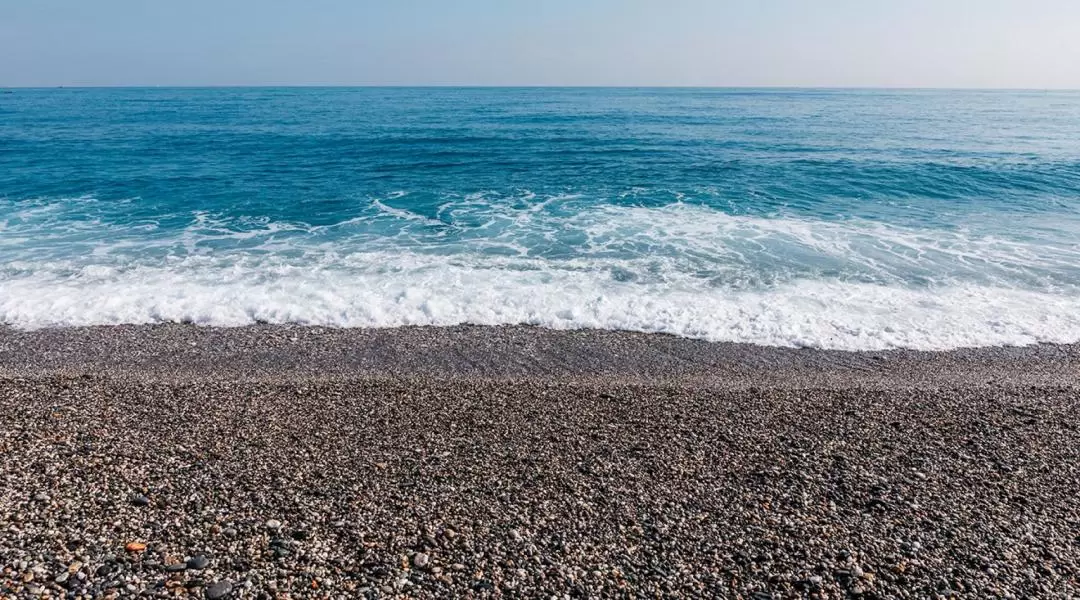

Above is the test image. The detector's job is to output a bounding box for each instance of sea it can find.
[2,87,1079,350]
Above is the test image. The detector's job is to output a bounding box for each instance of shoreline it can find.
[2,323,1079,387]
[2,324,1079,597]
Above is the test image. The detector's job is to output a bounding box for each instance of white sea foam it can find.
[3,200,1080,350]
[3,251,1080,350]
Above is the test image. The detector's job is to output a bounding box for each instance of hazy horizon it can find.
[5,85,1080,91]
[3,0,1079,89]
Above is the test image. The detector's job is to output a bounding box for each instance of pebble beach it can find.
[2,324,1079,598]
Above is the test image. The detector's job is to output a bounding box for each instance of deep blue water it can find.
[2,87,1080,349]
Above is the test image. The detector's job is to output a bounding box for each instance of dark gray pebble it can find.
[95,564,114,577]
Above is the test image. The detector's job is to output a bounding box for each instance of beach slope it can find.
[2,325,1078,598]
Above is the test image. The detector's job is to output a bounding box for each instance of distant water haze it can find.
[1,0,1079,88]
[2,88,1080,349]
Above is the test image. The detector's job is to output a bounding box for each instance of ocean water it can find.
[2,87,1080,350]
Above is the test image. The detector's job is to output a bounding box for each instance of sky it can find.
[2,0,1079,88]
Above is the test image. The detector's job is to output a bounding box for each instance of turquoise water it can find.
[2,87,1080,349]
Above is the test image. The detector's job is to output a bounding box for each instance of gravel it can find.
[1,324,1079,598]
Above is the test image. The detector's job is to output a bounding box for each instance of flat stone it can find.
[187,555,210,570]
[205,581,233,600]
[130,494,151,507]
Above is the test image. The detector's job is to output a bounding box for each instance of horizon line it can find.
[3,84,1080,92]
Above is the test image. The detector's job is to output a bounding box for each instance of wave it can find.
[3,198,1080,350]
[2,258,1079,350]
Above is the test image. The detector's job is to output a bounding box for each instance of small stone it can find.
[413,553,430,568]
[55,572,69,584]
[32,492,50,502]
[166,563,187,573]
[125,542,147,553]
[205,581,233,599]
[272,546,292,559]
[222,528,237,537]
[265,519,282,531]
[187,555,210,570]
[130,494,151,507]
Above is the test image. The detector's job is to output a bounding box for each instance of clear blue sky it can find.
[2,0,1078,88]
